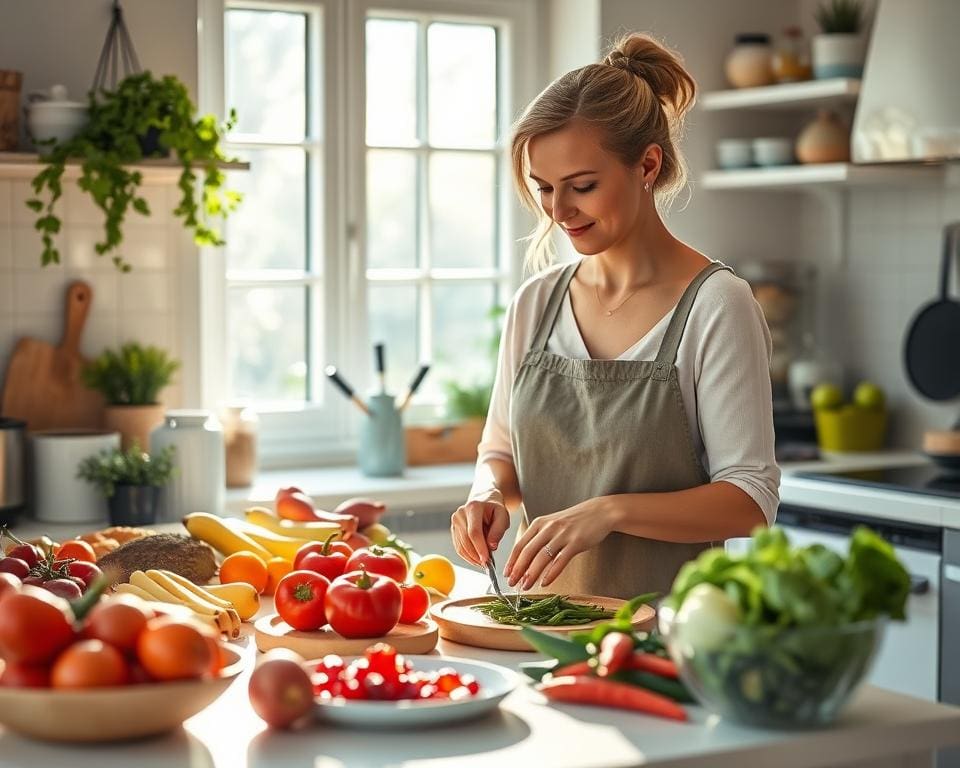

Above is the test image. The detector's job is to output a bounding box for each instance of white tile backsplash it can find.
[0,181,186,413]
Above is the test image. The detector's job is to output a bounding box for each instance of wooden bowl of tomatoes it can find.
[0,585,247,742]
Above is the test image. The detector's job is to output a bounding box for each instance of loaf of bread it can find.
[97,534,217,584]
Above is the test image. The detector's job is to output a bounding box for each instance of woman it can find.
[450,33,780,600]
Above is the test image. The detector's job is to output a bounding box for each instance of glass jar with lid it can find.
[150,410,225,519]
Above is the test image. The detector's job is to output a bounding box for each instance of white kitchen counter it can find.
[1,567,959,768]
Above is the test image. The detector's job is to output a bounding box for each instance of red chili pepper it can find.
[625,652,679,679]
[538,675,687,721]
[553,661,594,677]
[597,632,634,677]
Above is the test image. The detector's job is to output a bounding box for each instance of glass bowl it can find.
[659,608,886,729]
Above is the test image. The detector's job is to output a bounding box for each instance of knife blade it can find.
[485,552,518,612]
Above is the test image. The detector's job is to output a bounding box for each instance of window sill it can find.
[226,462,475,515]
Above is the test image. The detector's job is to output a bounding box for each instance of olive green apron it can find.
[510,260,730,600]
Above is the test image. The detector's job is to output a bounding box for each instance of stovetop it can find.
[796,464,960,500]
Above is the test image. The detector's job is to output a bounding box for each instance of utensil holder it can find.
[814,407,887,452]
[359,394,405,477]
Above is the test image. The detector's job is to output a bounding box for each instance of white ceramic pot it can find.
[752,137,795,167]
[812,34,866,79]
[26,101,87,146]
[150,410,224,521]
[32,430,120,523]
[716,139,753,169]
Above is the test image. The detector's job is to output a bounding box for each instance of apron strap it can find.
[653,262,731,377]
[530,261,580,352]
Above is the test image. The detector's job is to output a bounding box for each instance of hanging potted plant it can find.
[812,0,868,79]
[77,444,175,527]
[82,342,179,450]
[26,71,241,271]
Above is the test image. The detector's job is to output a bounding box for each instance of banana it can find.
[160,570,233,609]
[131,570,237,637]
[145,570,241,637]
[115,582,221,633]
[182,512,273,561]
[129,570,187,605]
[245,507,345,542]
[221,517,315,561]
[202,582,261,621]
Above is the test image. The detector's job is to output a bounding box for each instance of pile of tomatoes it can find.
[310,643,481,702]
[0,577,224,689]
[274,541,431,639]
[0,537,103,601]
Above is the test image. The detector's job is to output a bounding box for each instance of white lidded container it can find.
[32,429,120,523]
[26,84,88,146]
[150,410,224,521]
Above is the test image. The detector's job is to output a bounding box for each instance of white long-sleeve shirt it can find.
[471,260,781,525]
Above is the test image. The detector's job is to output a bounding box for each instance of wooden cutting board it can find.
[254,614,440,657]
[1,280,104,431]
[431,594,655,652]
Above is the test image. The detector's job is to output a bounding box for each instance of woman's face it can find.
[527,120,656,255]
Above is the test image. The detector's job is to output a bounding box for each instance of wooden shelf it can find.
[700,78,861,111]
[0,152,249,181]
[700,162,943,190]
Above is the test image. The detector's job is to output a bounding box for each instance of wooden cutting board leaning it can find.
[1,280,104,431]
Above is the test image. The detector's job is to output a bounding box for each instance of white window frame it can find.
[198,0,538,468]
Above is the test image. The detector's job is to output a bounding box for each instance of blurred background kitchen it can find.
[1,0,960,722]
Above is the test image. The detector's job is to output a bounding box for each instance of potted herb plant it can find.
[82,342,179,450]
[27,71,241,271]
[77,444,175,526]
[812,0,868,79]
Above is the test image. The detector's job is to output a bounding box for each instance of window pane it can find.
[226,148,307,271]
[228,286,308,402]
[428,23,496,148]
[429,283,496,403]
[226,9,306,140]
[368,284,419,397]
[429,152,495,268]
[366,19,418,147]
[367,150,417,269]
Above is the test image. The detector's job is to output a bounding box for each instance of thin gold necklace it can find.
[594,262,644,317]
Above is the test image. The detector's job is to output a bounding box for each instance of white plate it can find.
[311,655,519,728]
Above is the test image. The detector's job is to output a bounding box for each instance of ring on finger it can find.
[544,543,556,559]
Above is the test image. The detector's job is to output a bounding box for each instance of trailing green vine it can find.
[27,72,241,271]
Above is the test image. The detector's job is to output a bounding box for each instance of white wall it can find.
[0,0,200,409]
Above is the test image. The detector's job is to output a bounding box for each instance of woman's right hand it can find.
[451,492,510,567]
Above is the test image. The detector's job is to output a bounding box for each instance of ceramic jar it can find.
[725,34,775,89]
[222,405,259,488]
[796,110,851,164]
[359,394,405,477]
[103,404,165,452]
[150,410,224,520]
[32,430,120,523]
[812,34,866,79]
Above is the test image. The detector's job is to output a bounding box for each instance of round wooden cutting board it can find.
[254,614,440,657]
[431,594,656,652]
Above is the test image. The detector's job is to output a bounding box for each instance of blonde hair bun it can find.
[602,33,696,121]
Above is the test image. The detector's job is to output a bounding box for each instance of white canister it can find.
[32,430,120,523]
[150,410,225,521]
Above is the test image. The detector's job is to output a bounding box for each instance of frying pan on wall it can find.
[903,222,960,400]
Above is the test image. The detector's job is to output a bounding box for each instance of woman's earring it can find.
[644,182,650,192]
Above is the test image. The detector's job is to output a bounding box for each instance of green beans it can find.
[473,595,614,626]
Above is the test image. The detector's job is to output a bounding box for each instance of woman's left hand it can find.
[504,498,618,590]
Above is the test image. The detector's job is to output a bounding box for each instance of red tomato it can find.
[325,568,402,639]
[6,543,42,568]
[398,582,430,624]
[297,549,349,582]
[0,586,76,664]
[293,536,352,568]
[344,546,407,584]
[51,639,130,689]
[274,571,330,631]
[55,540,97,563]
[43,578,83,600]
[248,649,313,729]
[0,662,50,688]
[343,532,372,551]
[57,560,103,589]
[0,557,30,580]
[0,572,21,597]
[84,594,153,654]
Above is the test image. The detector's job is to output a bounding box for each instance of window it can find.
[208,0,534,465]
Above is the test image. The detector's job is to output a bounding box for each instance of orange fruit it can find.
[220,551,269,594]
[136,617,211,681]
[265,557,293,596]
